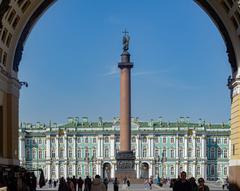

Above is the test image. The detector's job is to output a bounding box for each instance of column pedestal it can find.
[115,151,136,180]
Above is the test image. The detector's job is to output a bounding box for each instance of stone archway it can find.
[0,0,240,187]
[140,162,149,179]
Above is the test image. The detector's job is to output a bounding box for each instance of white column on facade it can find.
[19,135,25,162]
[110,135,115,158]
[184,135,188,159]
[193,132,196,158]
[148,137,151,157]
[175,162,179,178]
[149,163,153,178]
[55,163,59,179]
[64,163,67,178]
[46,163,51,180]
[136,163,140,178]
[73,135,76,159]
[192,163,196,177]
[111,163,115,178]
[176,135,179,159]
[56,135,59,159]
[136,135,141,158]
[150,136,154,157]
[46,135,51,160]
[136,135,139,158]
[97,136,101,157]
[64,134,67,159]
[201,135,206,158]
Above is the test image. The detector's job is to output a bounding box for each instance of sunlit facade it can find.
[19,117,230,180]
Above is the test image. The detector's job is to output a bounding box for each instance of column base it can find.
[115,151,136,180]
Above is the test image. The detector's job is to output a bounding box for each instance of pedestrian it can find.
[84,176,92,191]
[113,177,119,191]
[73,176,77,191]
[58,177,68,191]
[144,179,149,190]
[67,177,76,191]
[127,179,130,190]
[54,180,57,188]
[122,176,127,190]
[103,178,109,190]
[78,177,84,191]
[197,178,209,191]
[189,177,197,191]
[173,171,191,191]
[91,175,106,191]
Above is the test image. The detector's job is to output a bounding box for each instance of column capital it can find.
[229,77,240,96]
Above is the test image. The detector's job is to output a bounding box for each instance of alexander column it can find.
[115,30,136,179]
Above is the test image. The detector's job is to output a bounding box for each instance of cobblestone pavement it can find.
[37,182,224,191]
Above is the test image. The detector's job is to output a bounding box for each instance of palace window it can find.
[196,166,200,175]
[210,165,215,176]
[59,137,63,143]
[163,147,166,157]
[59,148,64,158]
[210,147,215,159]
[162,137,166,144]
[32,149,36,160]
[104,147,109,158]
[143,136,147,143]
[217,138,221,144]
[68,166,73,176]
[224,138,228,144]
[60,166,64,177]
[68,148,72,158]
[68,138,72,143]
[224,167,228,175]
[93,138,96,143]
[51,149,55,158]
[39,149,44,159]
[170,137,174,143]
[188,166,192,176]
[116,136,120,143]
[77,149,81,158]
[85,137,88,143]
[196,138,200,143]
[217,148,222,158]
[196,147,200,157]
[188,137,192,143]
[26,149,30,160]
[170,166,174,176]
[224,149,228,158]
[170,149,174,158]
[51,166,55,177]
[143,147,147,157]
[179,137,183,143]
[39,139,42,144]
[188,148,192,158]
[51,138,55,144]
[85,148,89,158]
[93,148,96,158]
[162,165,166,176]
[179,148,183,158]
[77,137,81,143]
[179,166,183,173]
[77,166,82,175]
[104,136,109,143]
[155,149,159,157]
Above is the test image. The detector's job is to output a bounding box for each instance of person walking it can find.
[103,178,109,191]
[91,175,106,191]
[58,177,68,191]
[78,177,84,191]
[126,179,130,190]
[173,171,191,191]
[113,177,119,191]
[84,176,92,191]
[197,178,210,191]
[189,177,198,191]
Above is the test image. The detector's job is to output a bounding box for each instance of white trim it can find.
[229,159,240,166]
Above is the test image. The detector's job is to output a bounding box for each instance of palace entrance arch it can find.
[0,0,240,188]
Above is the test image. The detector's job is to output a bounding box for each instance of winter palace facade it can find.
[18,117,230,180]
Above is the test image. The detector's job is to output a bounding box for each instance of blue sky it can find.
[19,0,231,124]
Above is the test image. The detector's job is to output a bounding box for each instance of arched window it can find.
[85,137,88,143]
[217,148,222,158]
[170,137,174,143]
[51,165,55,177]
[60,166,64,177]
[170,149,174,158]
[143,147,147,157]
[210,165,215,175]
[93,148,96,158]
[179,166,183,173]
[77,166,82,176]
[188,148,192,158]
[104,147,109,158]
[39,149,43,159]
[163,147,166,157]
[68,137,72,143]
[196,166,200,175]
[26,149,30,160]
[224,149,228,158]
[59,148,64,158]
[196,147,200,157]
[162,137,166,144]
[179,148,183,158]
[104,136,109,143]
[155,149,159,157]
[224,167,228,175]
[85,147,89,158]
[170,166,174,175]
[68,148,72,158]
[210,147,215,159]
[32,149,36,160]
[143,136,147,143]
[77,149,81,158]
[51,149,55,158]
[68,166,73,176]
[162,165,166,176]
[188,166,192,175]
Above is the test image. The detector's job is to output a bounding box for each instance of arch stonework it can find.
[0,0,240,187]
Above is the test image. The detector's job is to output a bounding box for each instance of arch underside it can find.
[0,0,240,188]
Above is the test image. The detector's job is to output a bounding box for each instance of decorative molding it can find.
[0,0,10,29]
